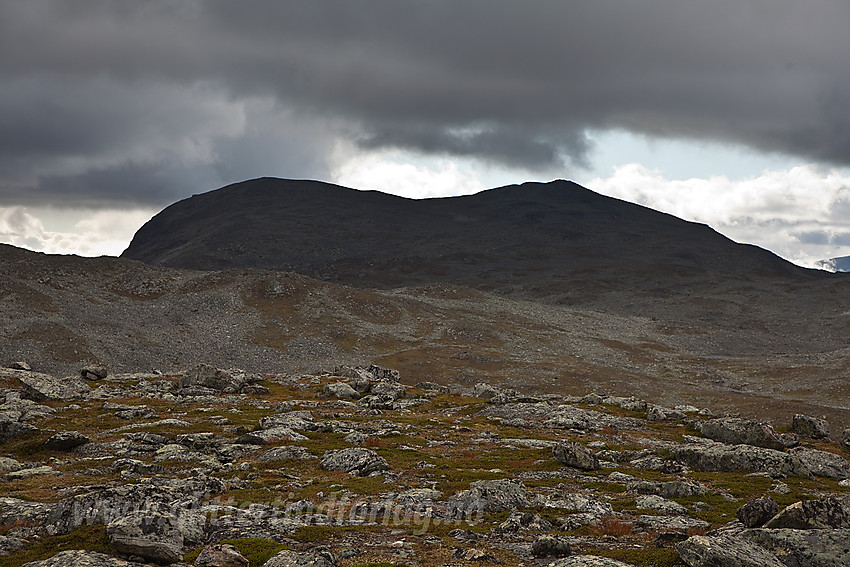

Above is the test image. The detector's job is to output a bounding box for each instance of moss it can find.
[0,525,109,567]
[291,524,375,543]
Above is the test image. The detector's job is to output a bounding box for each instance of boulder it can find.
[264,550,337,567]
[548,556,639,566]
[42,430,91,451]
[258,446,315,461]
[20,550,134,566]
[737,496,779,528]
[448,479,532,519]
[791,413,830,439]
[472,382,501,399]
[672,438,809,477]
[741,528,850,567]
[9,361,31,371]
[81,364,108,380]
[320,382,359,400]
[553,441,599,470]
[697,417,785,450]
[647,404,686,421]
[544,405,641,431]
[788,447,850,479]
[236,427,308,445]
[763,496,850,529]
[676,533,785,567]
[179,364,246,393]
[106,510,184,564]
[498,511,553,532]
[530,534,571,557]
[320,447,390,476]
[842,428,850,450]
[194,543,250,567]
[0,419,37,442]
[18,371,90,401]
[635,494,687,515]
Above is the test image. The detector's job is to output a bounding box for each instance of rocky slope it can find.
[1,363,849,567]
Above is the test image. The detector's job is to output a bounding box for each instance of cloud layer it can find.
[2,1,850,208]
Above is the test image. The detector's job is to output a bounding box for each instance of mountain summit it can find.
[121,178,817,298]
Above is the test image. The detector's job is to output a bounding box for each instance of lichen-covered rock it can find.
[106,510,184,564]
[498,511,553,532]
[257,446,315,461]
[530,534,571,557]
[21,550,134,566]
[264,550,337,567]
[740,528,850,567]
[737,496,779,528]
[179,364,247,393]
[320,447,389,476]
[548,556,639,566]
[635,494,687,515]
[788,447,850,479]
[194,543,250,567]
[672,438,809,477]
[792,414,831,439]
[763,496,850,529]
[18,371,90,402]
[236,426,308,445]
[697,417,785,450]
[448,479,532,519]
[553,441,599,470]
[42,430,90,451]
[81,364,108,380]
[320,382,360,400]
[676,533,785,567]
[544,405,640,431]
[647,404,686,422]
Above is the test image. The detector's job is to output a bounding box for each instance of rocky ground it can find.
[1,363,850,566]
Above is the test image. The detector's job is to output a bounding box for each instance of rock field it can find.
[1,363,849,566]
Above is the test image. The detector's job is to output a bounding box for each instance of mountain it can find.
[121,178,821,300]
[817,255,850,272]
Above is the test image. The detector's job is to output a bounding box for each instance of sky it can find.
[2,1,850,268]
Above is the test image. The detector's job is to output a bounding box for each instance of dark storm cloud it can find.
[1,0,849,206]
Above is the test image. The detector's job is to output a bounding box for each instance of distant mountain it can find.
[817,256,850,272]
[121,178,823,300]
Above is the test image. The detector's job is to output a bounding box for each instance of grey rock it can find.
[18,371,90,401]
[634,515,710,532]
[448,479,532,519]
[672,438,810,477]
[658,480,707,499]
[545,494,614,516]
[236,426,308,445]
[320,382,360,400]
[0,457,23,473]
[676,533,785,567]
[548,556,638,567]
[414,381,450,393]
[264,550,337,567]
[764,496,850,529]
[0,419,37,442]
[258,411,315,431]
[320,447,390,476]
[792,414,831,439]
[42,430,91,451]
[370,380,407,400]
[530,534,571,557]
[553,441,599,470]
[451,548,500,562]
[472,382,501,400]
[194,543,250,567]
[602,396,648,412]
[697,417,785,450]
[647,404,686,421]
[81,364,108,380]
[635,494,687,515]
[5,465,60,480]
[544,405,640,431]
[153,443,205,462]
[21,550,134,566]
[498,511,553,532]
[737,496,779,528]
[258,446,315,461]
[106,510,184,564]
[9,361,31,371]
[789,447,850,479]
[741,528,850,567]
[842,428,850,450]
[179,364,246,393]
[0,497,54,529]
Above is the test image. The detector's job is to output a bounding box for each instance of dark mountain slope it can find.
[121,178,823,299]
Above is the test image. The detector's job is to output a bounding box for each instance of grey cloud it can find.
[2,1,850,206]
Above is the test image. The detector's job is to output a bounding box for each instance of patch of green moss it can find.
[0,525,109,567]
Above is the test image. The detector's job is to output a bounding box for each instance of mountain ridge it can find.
[121,178,823,298]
